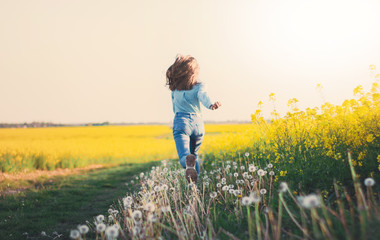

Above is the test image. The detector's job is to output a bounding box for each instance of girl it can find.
[166,54,221,183]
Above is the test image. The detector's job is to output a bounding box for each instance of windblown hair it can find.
[166,54,199,91]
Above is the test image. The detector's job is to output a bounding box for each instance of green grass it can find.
[0,162,158,240]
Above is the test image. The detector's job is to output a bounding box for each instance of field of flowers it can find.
[0,124,249,173]
[202,82,380,193]
[67,80,379,239]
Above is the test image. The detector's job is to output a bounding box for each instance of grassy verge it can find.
[0,162,158,240]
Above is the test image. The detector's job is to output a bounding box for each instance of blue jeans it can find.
[173,112,204,174]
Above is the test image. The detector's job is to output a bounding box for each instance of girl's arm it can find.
[198,84,221,110]
[197,84,213,109]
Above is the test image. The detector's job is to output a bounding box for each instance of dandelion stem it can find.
[279,193,310,239]
[255,202,262,240]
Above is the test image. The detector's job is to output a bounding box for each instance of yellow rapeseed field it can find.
[0,124,249,173]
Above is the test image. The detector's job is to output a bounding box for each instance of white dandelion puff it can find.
[70,230,80,239]
[249,165,257,173]
[245,152,250,157]
[161,184,169,191]
[240,166,245,170]
[241,196,252,206]
[268,163,273,168]
[210,192,218,198]
[144,202,156,212]
[96,215,105,223]
[298,194,321,209]
[105,225,119,239]
[131,210,142,221]
[96,223,106,233]
[222,186,229,191]
[279,182,288,193]
[78,225,89,234]
[234,172,239,177]
[260,189,267,195]
[216,183,222,188]
[257,169,265,176]
[364,178,375,187]
[249,191,261,203]
[269,171,275,176]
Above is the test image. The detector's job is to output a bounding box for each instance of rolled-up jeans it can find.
[172,112,204,174]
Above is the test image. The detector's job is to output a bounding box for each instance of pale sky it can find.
[1,0,379,124]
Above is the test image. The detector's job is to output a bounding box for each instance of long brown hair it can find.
[166,54,199,91]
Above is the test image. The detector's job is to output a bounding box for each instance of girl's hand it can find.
[210,101,221,110]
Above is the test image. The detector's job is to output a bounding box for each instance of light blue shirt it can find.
[171,83,213,115]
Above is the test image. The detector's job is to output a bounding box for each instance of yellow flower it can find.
[366,134,375,143]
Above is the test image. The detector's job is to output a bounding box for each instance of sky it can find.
[1,0,379,124]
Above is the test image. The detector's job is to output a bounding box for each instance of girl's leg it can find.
[173,130,191,169]
[190,135,203,174]
[189,117,205,174]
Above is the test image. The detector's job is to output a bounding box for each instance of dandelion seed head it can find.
[70,230,80,239]
[260,189,267,195]
[216,183,222,188]
[131,210,142,221]
[161,184,168,191]
[222,186,229,191]
[78,225,89,234]
[241,196,252,206]
[298,194,320,209]
[245,152,250,157]
[210,192,218,198]
[249,165,257,173]
[234,172,239,177]
[364,178,375,187]
[269,171,275,176]
[257,169,265,176]
[240,166,245,170]
[268,163,273,168]
[249,191,261,203]
[96,214,105,223]
[279,182,288,193]
[96,223,106,233]
[105,225,119,239]
[144,202,156,212]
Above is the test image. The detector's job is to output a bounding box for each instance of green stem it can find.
[276,193,283,240]
[247,206,253,239]
[255,202,262,240]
